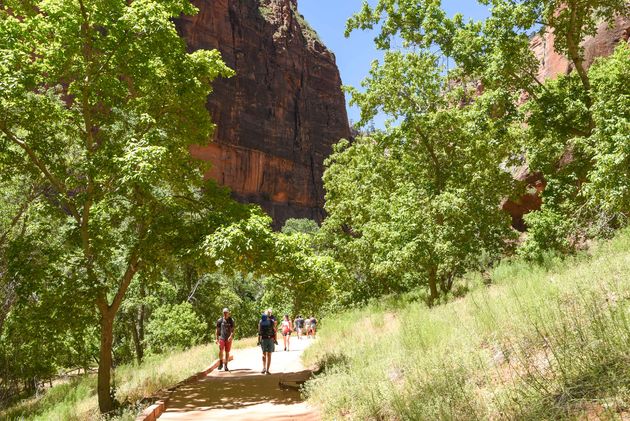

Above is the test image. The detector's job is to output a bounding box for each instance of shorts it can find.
[282,329,291,336]
[219,338,232,353]
[261,338,275,353]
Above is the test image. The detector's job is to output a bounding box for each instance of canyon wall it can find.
[531,15,630,81]
[177,0,351,228]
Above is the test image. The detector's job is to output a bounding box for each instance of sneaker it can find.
[217,362,223,371]
[284,347,287,351]
[261,369,266,374]
[224,364,229,372]
[266,371,271,375]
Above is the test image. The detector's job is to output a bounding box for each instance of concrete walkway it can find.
[158,337,319,421]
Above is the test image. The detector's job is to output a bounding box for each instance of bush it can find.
[145,303,205,354]
[518,207,573,261]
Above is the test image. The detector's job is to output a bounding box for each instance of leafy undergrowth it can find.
[303,229,630,420]
[1,337,257,421]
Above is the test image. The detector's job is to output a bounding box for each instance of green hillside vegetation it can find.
[303,228,630,420]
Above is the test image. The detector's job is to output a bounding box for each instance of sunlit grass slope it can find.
[303,229,630,420]
[1,338,256,420]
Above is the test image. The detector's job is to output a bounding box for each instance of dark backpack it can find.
[259,319,274,338]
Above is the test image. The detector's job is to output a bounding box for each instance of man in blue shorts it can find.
[258,313,275,374]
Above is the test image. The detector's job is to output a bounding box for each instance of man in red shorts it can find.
[215,308,235,371]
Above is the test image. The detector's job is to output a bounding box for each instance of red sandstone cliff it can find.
[177,0,351,227]
[530,15,630,81]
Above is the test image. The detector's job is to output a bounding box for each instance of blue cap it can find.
[261,314,268,321]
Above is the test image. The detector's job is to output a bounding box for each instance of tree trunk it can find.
[440,274,454,295]
[130,304,145,364]
[97,309,115,414]
[129,319,142,365]
[0,280,16,336]
[427,266,439,306]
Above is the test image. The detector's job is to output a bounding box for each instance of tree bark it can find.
[95,251,140,414]
[427,266,439,305]
[0,280,16,336]
[97,307,115,414]
[129,318,141,365]
[130,303,145,364]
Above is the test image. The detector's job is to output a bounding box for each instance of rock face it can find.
[503,15,630,230]
[177,0,351,228]
[530,15,630,81]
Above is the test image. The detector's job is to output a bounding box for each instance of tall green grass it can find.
[1,337,257,421]
[303,229,630,420]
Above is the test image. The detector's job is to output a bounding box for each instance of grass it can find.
[303,228,630,420]
[1,337,257,421]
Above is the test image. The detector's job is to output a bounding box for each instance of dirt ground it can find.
[157,337,320,421]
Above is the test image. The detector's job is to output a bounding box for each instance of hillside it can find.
[303,229,630,420]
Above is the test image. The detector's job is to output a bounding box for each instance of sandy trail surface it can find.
[157,337,319,421]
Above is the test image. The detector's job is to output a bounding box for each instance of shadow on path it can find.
[158,339,319,420]
[166,373,303,412]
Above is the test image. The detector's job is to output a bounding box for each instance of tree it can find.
[582,44,630,220]
[0,176,38,336]
[0,0,234,412]
[322,105,516,304]
[323,12,519,303]
[144,302,205,354]
[344,0,630,260]
[204,209,347,316]
[281,218,319,236]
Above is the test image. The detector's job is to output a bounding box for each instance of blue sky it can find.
[299,0,490,128]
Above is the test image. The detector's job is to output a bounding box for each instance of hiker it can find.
[309,315,317,338]
[258,313,275,374]
[215,307,235,371]
[294,314,305,339]
[267,308,278,345]
[305,316,312,339]
[281,314,293,351]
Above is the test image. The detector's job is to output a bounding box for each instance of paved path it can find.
[158,338,319,421]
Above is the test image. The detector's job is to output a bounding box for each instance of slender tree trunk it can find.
[130,303,145,364]
[97,308,115,414]
[0,280,16,336]
[439,274,454,295]
[427,266,439,305]
[95,252,140,414]
[137,283,145,363]
[129,318,142,365]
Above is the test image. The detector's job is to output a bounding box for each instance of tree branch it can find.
[0,126,82,222]
[0,186,38,247]
[109,251,141,315]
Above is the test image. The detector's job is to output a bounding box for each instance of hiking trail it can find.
[157,338,319,420]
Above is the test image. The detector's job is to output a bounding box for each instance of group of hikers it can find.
[214,308,318,374]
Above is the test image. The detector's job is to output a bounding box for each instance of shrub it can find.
[145,303,205,354]
[518,207,573,261]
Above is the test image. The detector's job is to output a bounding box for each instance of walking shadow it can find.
[165,373,308,412]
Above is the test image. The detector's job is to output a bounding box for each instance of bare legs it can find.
[262,352,272,373]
